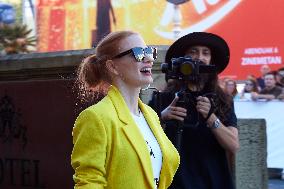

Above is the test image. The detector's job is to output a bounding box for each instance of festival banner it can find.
[36,0,284,80]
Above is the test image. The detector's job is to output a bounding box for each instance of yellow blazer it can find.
[71,86,179,189]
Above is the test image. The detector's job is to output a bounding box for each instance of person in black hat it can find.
[149,32,239,189]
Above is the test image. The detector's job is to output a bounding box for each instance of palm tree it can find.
[0,24,37,55]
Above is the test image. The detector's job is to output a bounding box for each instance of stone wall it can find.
[235,119,268,189]
[0,49,267,189]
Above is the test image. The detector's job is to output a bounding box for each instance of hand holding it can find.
[161,96,187,122]
[196,96,211,118]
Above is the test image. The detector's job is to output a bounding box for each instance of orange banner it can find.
[36,0,284,80]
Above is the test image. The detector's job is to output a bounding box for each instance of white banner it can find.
[234,100,284,169]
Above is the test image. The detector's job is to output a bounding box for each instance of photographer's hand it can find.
[196,96,211,118]
[161,96,187,122]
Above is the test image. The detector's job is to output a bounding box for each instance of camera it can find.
[161,56,216,81]
[159,56,217,127]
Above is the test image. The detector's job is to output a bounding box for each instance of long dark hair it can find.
[203,73,233,122]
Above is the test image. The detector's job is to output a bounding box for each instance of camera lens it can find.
[180,63,194,75]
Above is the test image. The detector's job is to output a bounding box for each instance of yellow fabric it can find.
[71,86,180,189]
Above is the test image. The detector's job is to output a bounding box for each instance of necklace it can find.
[137,108,141,117]
[132,108,141,117]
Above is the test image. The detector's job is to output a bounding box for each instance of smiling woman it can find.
[71,30,180,189]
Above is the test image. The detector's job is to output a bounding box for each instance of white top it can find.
[131,111,163,189]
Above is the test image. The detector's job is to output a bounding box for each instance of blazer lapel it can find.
[122,124,154,188]
[139,100,175,189]
[108,86,154,188]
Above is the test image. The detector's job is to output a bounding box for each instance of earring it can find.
[118,73,126,81]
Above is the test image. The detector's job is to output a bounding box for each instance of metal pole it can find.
[28,0,35,19]
[172,4,182,39]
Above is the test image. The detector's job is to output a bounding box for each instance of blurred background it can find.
[1,0,284,80]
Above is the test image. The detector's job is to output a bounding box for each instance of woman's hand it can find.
[161,96,187,122]
[196,96,211,118]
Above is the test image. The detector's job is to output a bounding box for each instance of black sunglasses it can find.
[113,47,157,62]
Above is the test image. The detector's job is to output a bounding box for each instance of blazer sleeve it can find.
[71,109,107,189]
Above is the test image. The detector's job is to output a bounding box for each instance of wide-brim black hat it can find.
[165,32,230,74]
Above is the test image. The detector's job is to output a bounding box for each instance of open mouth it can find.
[140,67,152,74]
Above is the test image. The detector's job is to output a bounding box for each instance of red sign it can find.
[211,0,284,79]
[36,0,284,80]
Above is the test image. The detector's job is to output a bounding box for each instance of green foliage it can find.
[0,24,37,55]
